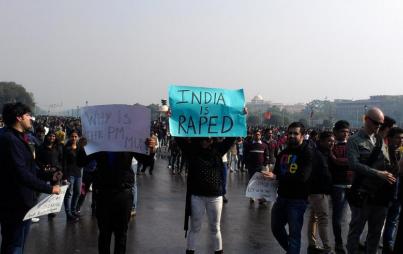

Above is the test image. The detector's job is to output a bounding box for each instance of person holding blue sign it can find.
[169,85,247,254]
[178,137,236,254]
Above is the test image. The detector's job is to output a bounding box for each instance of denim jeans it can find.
[64,175,82,216]
[0,219,31,254]
[394,209,403,254]
[222,164,228,194]
[383,198,401,247]
[132,169,138,209]
[271,197,308,254]
[331,186,350,246]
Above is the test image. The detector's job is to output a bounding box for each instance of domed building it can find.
[247,94,274,114]
[251,94,265,104]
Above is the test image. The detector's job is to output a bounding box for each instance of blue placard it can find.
[169,85,246,137]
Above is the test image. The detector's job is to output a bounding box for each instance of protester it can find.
[36,131,64,218]
[307,131,334,254]
[236,137,245,172]
[168,138,181,174]
[346,107,396,254]
[178,137,236,254]
[78,142,150,254]
[393,156,403,254]
[63,130,84,221]
[228,143,238,173]
[141,132,158,175]
[263,122,314,254]
[0,102,61,254]
[329,120,352,253]
[263,128,278,166]
[244,130,270,204]
[381,127,403,253]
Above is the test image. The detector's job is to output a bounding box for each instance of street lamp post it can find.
[159,99,169,122]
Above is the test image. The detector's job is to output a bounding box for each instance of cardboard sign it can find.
[169,85,246,137]
[81,104,151,155]
[245,172,278,202]
[23,185,68,221]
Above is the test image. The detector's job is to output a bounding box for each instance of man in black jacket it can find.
[78,147,149,254]
[307,131,334,254]
[263,122,314,254]
[346,107,396,254]
[0,102,61,254]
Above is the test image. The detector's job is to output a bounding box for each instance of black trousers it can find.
[141,154,155,174]
[96,189,133,254]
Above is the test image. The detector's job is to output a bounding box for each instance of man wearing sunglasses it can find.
[346,107,397,254]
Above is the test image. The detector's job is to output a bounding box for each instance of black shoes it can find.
[66,214,79,222]
[307,245,333,254]
[382,245,394,254]
[185,249,223,253]
[334,243,346,254]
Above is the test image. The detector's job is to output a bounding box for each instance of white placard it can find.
[245,172,278,202]
[23,185,68,221]
[81,104,151,155]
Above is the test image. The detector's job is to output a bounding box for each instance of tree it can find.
[323,119,332,128]
[305,99,335,120]
[146,104,160,121]
[0,82,35,112]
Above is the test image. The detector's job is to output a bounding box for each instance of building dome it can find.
[252,95,264,101]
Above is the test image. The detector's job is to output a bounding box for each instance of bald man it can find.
[346,107,397,254]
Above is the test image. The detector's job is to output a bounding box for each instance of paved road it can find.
[21,155,359,254]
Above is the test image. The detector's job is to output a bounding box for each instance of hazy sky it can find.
[1,0,403,110]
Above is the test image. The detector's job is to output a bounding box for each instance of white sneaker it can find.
[31,217,40,223]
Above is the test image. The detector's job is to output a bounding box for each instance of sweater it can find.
[177,138,236,197]
[273,142,314,200]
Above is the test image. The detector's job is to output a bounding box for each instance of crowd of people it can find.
[0,102,403,254]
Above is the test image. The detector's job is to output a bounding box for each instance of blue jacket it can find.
[0,127,53,219]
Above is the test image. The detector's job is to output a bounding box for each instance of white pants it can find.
[187,195,223,251]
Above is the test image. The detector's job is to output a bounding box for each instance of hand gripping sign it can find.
[81,104,151,155]
[169,85,247,137]
[245,172,278,202]
[24,185,68,221]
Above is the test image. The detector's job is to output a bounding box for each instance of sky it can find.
[1,0,403,111]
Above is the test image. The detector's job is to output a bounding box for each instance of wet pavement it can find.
[17,155,355,253]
